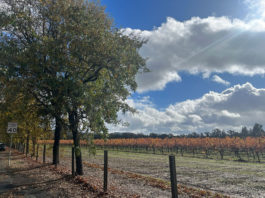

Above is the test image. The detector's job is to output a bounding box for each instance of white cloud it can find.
[109,83,265,134]
[123,17,265,92]
[212,75,230,86]
[0,1,8,12]
[244,0,265,20]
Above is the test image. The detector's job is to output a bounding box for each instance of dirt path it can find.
[0,150,95,198]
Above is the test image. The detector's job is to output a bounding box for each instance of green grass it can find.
[97,146,265,163]
[38,144,265,168]
[36,144,265,180]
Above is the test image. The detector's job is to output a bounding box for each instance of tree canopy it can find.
[0,0,147,174]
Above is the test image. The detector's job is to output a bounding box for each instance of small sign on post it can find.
[7,122,17,134]
[7,122,17,166]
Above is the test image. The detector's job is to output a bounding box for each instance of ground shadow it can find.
[1,164,52,175]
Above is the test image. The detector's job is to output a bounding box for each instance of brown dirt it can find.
[0,149,138,198]
[40,146,265,198]
[38,146,231,198]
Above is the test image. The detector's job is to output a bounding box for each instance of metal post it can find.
[43,144,46,163]
[72,146,75,177]
[104,150,108,192]
[8,134,13,166]
[169,155,178,198]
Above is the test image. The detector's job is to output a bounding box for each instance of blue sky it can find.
[102,0,265,134]
[101,0,248,30]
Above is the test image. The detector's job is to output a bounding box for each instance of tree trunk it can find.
[26,131,30,157]
[53,117,62,165]
[69,108,83,175]
[32,137,36,157]
[23,143,25,154]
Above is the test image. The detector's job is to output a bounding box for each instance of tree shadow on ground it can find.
[3,176,67,190]
[0,164,52,175]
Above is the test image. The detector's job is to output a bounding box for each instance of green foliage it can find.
[0,0,147,135]
[0,81,50,143]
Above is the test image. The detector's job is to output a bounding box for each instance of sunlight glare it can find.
[245,0,265,20]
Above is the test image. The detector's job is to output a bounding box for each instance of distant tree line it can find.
[88,123,265,139]
[186,123,265,138]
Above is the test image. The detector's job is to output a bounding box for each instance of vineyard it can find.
[40,136,265,162]
[33,141,265,197]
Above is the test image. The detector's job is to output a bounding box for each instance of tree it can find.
[252,123,264,137]
[0,80,49,154]
[0,0,72,165]
[59,1,147,175]
[241,126,249,138]
[1,0,147,175]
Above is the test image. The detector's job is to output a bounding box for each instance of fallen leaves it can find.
[83,162,230,198]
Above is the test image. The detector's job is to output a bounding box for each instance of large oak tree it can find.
[0,0,147,175]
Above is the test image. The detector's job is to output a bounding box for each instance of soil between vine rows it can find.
[41,145,265,198]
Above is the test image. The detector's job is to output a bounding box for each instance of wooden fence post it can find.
[104,150,108,192]
[169,155,178,198]
[72,146,75,177]
[43,144,46,163]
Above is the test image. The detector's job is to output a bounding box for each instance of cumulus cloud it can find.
[123,17,265,92]
[212,75,230,86]
[109,83,265,134]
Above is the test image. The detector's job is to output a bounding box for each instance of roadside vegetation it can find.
[0,0,146,175]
